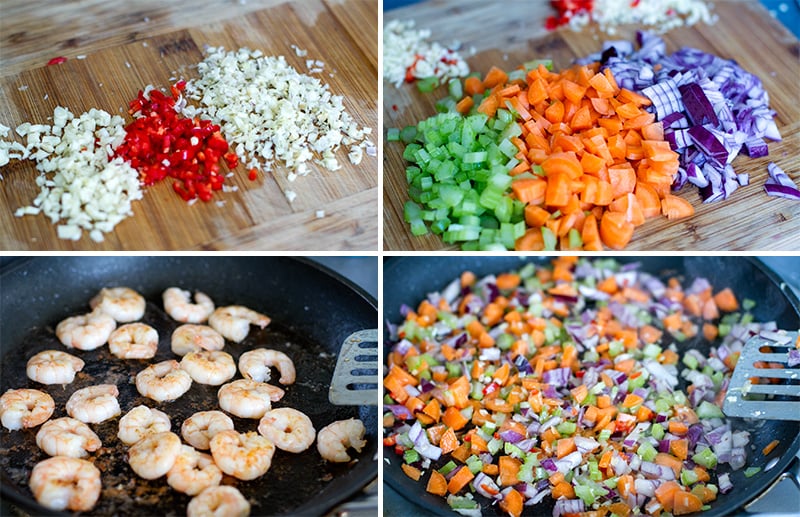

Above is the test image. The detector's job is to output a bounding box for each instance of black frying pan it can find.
[383,256,800,516]
[0,256,378,516]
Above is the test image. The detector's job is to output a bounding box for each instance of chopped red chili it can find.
[114,82,238,202]
[47,56,68,66]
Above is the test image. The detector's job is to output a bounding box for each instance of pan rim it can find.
[0,256,378,517]
[382,256,800,516]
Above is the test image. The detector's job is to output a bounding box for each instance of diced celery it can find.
[439,184,464,207]
[438,460,457,476]
[696,401,724,419]
[463,151,487,164]
[643,343,662,359]
[692,447,718,469]
[403,449,420,464]
[447,494,478,511]
[465,455,483,474]
[448,78,463,99]
[556,421,577,436]
[568,228,582,249]
[417,76,439,92]
[504,441,525,459]
[682,353,699,370]
[497,333,515,350]
[742,298,756,311]
[638,441,657,462]
[403,201,422,223]
[598,429,612,443]
[542,227,557,251]
[575,484,597,506]
[435,97,456,113]
[524,58,554,71]
[387,127,401,141]
[400,125,417,144]
[487,437,503,455]
[608,340,624,358]
[680,468,699,486]
[744,466,761,478]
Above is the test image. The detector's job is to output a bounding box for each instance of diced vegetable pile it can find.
[384,257,779,517]
[389,32,792,251]
[546,0,716,34]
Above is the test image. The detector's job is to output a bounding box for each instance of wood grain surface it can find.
[383,0,800,251]
[0,0,378,251]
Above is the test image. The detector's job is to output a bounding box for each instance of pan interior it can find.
[382,256,800,517]
[1,257,377,516]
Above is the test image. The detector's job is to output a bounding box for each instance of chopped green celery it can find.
[508,69,527,82]
[672,330,687,342]
[598,429,612,443]
[504,157,520,172]
[568,228,582,249]
[403,143,421,162]
[498,138,517,158]
[470,380,484,401]
[518,460,535,483]
[396,432,414,449]
[419,369,432,380]
[443,224,480,242]
[494,196,513,223]
[575,484,597,506]
[384,394,394,405]
[655,399,671,415]
[718,323,731,337]
[638,441,657,462]
[496,109,512,125]
[504,441,525,460]
[584,349,600,364]
[651,423,665,440]
[499,121,523,142]
[519,262,536,279]
[604,476,619,489]
[465,455,483,474]
[447,78,463,99]
[542,227,557,251]
[438,185,464,207]
[643,343,662,359]
[417,76,439,92]
[524,58,554,71]
[696,401,724,419]
[424,130,445,147]
[557,421,577,436]
[447,494,479,511]
[744,467,761,478]
[409,219,428,236]
[534,466,548,481]
[741,312,753,325]
[405,355,423,373]
[628,372,647,390]
[682,353,699,370]
[431,219,449,235]
[608,340,624,357]
[405,166,421,184]
[403,201,423,223]
[435,97,456,113]
[438,460,457,476]
[400,125,417,144]
[742,298,756,311]
[692,447,718,469]
[532,164,545,176]
[673,391,687,405]
[387,127,401,141]
[487,437,503,455]
[403,449,420,464]
[711,371,724,388]
[463,151,487,164]
[445,361,461,378]
[588,461,602,481]
[496,333,515,350]
[479,186,504,210]
[680,468,699,485]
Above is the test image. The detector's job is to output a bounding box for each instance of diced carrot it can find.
[622,393,644,409]
[439,427,459,454]
[426,470,448,496]
[668,421,689,435]
[551,481,575,499]
[499,456,521,486]
[673,490,703,515]
[477,94,499,118]
[763,439,780,456]
[512,178,547,205]
[483,463,499,476]
[447,465,475,494]
[442,406,469,431]
[402,463,421,481]
[545,171,572,207]
[661,194,695,220]
[464,76,484,96]
[483,66,509,89]
[450,442,471,463]
[600,211,634,250]
[545,99,565,124]
[456,96,474,114]
[499,488,524,517]
[670,438,689,461]
[515,228,545,251]
[713,287,739,312]
[702,322,718,341]
[654,481,681,513]
[557,437,576,459]
[655,452,684,478]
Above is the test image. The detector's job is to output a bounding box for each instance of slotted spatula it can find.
[329,329,379,406]
[722,330,800,420]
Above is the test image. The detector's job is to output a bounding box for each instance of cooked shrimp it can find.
[208,306,270,343]
[181,350,236,386]
[90,286,146,323]
[217,379,284,419]
[36,417,101,458]
[209,430,275,480]
[0,388,55,430]
[181,411,235,450]
[135,360,192,402]
[257,408,315,453]
[26,350,85,385]
[127,431,182,479]
[187,485,250,517]
[167,445,222,496]
[238,348,296,385]
[316,418,366,463]
[108,323,158,359]
[65,384,120,424]
[163,287,215,324]
[171,324,225,356]
[117,405,171,445]
[55,310,116,351]
[29,456,101,512]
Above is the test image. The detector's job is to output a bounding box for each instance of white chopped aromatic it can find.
[142,42,148,47]
[315,210,325,219]
[291,44,308,57]
[125,61,132,68]
[383,19,469,87]
[76,55,86,60]
[18,85,28,91]
[568,0,717,34]
[285,190,296,203]
[43,94,48,100]
[0,107,141,241]
[183,46,373,197]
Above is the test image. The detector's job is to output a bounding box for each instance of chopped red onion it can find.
[386,404,414,420]
[408,420,442,460]
[789,349,800,367]
[553,499,585,517]
[472,472,502,500]
[499,429,525,444]
[542,367,571,389]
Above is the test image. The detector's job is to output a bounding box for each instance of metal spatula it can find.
[329,329,379,406]
[722,330,800,420]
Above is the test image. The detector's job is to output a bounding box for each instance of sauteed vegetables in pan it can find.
[384,257,784,516]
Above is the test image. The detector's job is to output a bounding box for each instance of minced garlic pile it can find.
[383,19,470,88]
[1,107,142,242]
[568,0,717,34]
[182,47,374,195]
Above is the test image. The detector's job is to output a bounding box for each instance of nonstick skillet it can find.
[0,256,378,516]
[383,256,800,516]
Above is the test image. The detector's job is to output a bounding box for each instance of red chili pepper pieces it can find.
[248,168,258,181]
[115,82,239,202]
[47,56,68,66]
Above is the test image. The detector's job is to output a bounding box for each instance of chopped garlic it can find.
[568,0,716,33]
[184,46,373,202]
[285,190,296,203]
[1,107,141,242]
[315,210,325,219]
[383,19,469,88]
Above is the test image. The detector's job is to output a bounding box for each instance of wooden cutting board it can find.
[383,0,800,251]
[0,0,377,251]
